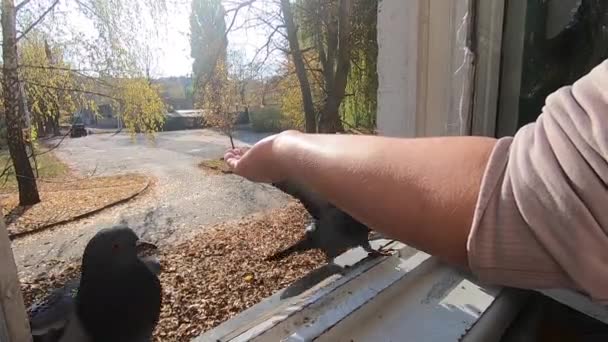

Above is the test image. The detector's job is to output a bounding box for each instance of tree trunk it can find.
[45,39,62,137]
[34,115,44,138]
[319,0,352,133]
[43,116,51,136]
[51,102,61,136]
[52,115,60,136]
[281,0,317,133]
[2,0,41,206]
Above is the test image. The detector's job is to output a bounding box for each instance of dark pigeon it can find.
[29,225,162,342]
[29,278,80,342]
[267,181,391,263]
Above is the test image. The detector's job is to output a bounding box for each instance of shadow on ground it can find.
[280,263,345,299]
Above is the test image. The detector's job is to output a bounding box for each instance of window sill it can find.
[196,240,527,341]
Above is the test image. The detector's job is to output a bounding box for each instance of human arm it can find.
[226,132,496,268]
[227,60,608,303]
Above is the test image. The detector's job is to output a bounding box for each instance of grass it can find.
[0,149,69,192]
[0,148,151,238]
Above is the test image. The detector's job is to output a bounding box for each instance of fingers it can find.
[224,151,240,170]
[224,157,238,170]
[224,147,250,157]
[222,135,281,183]
[224,150,238,160]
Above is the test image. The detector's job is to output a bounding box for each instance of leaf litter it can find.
[1,173,150,237]
[20,202,323,341]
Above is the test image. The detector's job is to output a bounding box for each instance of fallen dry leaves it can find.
[198,158,233,175]
[20,202,323,341]
[1,174,150,238]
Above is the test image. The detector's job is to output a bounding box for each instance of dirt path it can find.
[11,129,291,279]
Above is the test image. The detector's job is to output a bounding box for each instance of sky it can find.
[158,1,270,77]
[44,0,276,78]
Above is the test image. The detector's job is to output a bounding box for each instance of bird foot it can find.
[367,249,394,258]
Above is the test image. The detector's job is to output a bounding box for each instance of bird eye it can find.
[112,243,120,251]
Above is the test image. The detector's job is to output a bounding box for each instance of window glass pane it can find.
[518,0,608,129]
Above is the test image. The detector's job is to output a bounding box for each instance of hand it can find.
[224,131,298,183]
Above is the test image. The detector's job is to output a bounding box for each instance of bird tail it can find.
[265,238,312,261]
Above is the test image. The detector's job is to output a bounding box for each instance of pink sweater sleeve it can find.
[467,59,608,304]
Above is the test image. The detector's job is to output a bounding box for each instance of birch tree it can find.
[1,0,168,205]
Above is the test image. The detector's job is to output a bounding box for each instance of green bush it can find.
[249,106,284,133]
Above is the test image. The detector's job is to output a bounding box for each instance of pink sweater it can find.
[467,59,608,304]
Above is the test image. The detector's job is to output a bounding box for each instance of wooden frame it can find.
[377,0,476,138]
[0,217,31,342]
[495,0,528,138]
[376,0,425,137]
[471,0,505,137]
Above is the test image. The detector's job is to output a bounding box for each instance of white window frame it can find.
[377,0,608,328]
[0,218,32,342]
[377,0,503,138]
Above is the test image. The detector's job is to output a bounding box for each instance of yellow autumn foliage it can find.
[18,35,166,138]
[20,35,89,127]
[111,79,166,136]
[276,52,323,131]
[198,58,240,137]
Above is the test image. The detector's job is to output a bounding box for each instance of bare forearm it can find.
[273,131,497,267]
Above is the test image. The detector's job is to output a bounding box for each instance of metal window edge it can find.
[195,240,410,341]
[538,289,608,324]
[196,242,528,341]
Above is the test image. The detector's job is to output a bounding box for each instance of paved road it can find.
[12,129,291,278]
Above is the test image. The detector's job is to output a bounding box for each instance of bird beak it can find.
[135,240,158,255]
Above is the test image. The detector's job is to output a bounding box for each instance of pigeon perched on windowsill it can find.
[29,225,163,342]
[267,181,392,264]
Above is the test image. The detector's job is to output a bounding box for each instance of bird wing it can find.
[272,181,328,219]
[29,278,80,336]
[316,209,372,258]
[272,182,374,260]
[141,256,161,276]
[57,313,92,342]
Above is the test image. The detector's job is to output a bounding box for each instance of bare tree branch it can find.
[22,79,120,100]
[32,130,70,158]
[73,0,107,24]
[249,22,285,69]
[195,0,258,92]
[252,46,282,73]
[0,129,68,185]
[15,0,32,12]
[17,64,118,88]
[256,16,288,40]
[16,0,60,42]
[17,64,103,73]
[225,0,257,33]
[0,158,14,184]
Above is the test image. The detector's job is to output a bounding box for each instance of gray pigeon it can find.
[267,181,391,263]
[29,225,162,342]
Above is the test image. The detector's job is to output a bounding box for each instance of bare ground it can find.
[11,129,292,279]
